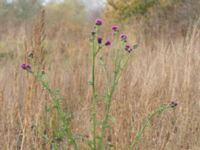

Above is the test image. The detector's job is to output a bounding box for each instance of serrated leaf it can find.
[133,44,138,49]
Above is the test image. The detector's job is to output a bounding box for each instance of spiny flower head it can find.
[97,37,103,44]
[105,40,111,46]
[95,19,102,26]
[120,34,127,42]
[125,44,132,53]
[112,25,118,32]
[125,45,130,50]
[170,101,178,108]
[21,63,31,70]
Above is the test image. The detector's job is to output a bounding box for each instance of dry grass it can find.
[0,12,200,150]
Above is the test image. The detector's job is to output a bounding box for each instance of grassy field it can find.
[0,10,200,150]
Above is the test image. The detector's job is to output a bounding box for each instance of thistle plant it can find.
[89,19,137,150]
[88,19,177,150]
[21,18,177,150]
[21,64,79,150]
[128,102,178,150]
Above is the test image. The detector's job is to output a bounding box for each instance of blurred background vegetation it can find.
[106,0,200,35]
[0,0,199,36]
[0,1,200,149]
[0,0,199,66]
[0,0,86,25]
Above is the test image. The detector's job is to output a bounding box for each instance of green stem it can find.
[29,70,79,150]
[91,36,97,150]
[128,103,175,150]
[97,60,122,149]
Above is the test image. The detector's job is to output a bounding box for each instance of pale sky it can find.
[43,0,106,8]
[42,0,107,18]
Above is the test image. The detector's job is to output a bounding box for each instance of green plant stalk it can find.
[128,103,175,150]
[28,70,79,150]
[91,35,98,150]
[97,74,118,149]
[97,55,126,149]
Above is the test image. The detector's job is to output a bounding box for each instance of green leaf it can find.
[133,44,138,49]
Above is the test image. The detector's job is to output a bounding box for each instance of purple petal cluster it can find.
[21,63,31,70]
[125,44,132,53]
[95,19,102,26]
[120,34,127,42]
[97,37,103,44]
[93,19,135,52]
[112,25,118,32]
[125,45,130,50]
[105,40,111,46]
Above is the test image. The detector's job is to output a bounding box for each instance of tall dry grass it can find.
[0,12,200,150]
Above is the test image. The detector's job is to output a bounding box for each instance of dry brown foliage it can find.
[0,11,200,150]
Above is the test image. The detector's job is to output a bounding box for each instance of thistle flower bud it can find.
[112,25,118,32]
[105,40,111,46]
[97,37,103,44]
[95,19,102,26]
[125,44,132,53]
[120,34,127,42]
[21,63,31,70]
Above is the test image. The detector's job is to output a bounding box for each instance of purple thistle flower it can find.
[97,37,103,44]
[112,25,118,32]
[26,64,31,69]
[125,44,132,53]
[21,63,31,70]
[120,34,127,42]
[105,40,111,46]
[21,64,27,69]
[125,45,130,50]
[95,19,102,26]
